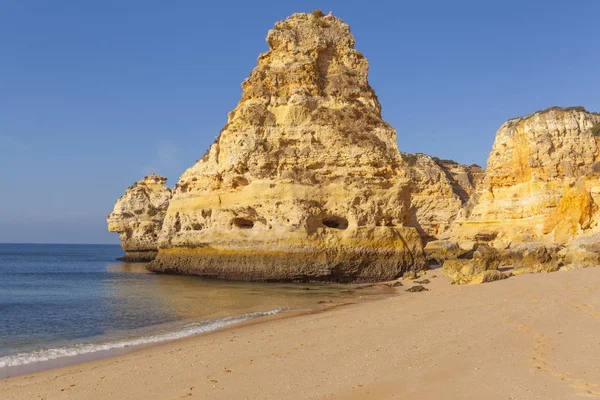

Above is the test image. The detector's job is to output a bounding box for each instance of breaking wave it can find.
[0,308,283,368]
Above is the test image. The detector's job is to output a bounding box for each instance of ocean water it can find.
[0,243,369,377]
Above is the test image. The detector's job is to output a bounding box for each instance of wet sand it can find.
[1,267,599,399]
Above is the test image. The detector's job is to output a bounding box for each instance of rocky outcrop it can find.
[403,153,483,241]
[442,244,503,284]
[447,107,600,275]
[559,233,600,270]
[499,242,561,275]
[146,11,429,282]
[107,174,172,261]
[452,107,600,247]
[106,11,600,285]
[438,244,511,284]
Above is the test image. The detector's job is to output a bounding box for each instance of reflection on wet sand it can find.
[104,262,390,322]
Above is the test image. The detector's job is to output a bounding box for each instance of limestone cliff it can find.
[451,106,600,262]
[105,12,600,284]
[148,11,428,282]
[403,153,483,241]
[107,174,172,261]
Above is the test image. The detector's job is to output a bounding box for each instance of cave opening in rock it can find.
[322,216,349,230]
[232,218,254,229]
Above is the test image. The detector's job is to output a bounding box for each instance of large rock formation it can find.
[452,107,600,248]
[445,107,600,276]
[105,11,600,285]
[107,174,172,261]
[147,11,428,282]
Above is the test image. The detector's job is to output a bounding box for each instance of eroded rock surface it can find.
[441,244,512,284]
[403,153,483,241]
[449,107,600,273]
[452,107,600,245]
[107,174,172,261]
[559,233,600,270]
[148,12,427,282]
[106,12,600,284]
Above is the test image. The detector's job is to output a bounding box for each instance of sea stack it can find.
[108,14,600,284]
[147,11,428,282]
[107,174,172,261]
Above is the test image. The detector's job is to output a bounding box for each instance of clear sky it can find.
[1,0,599,244]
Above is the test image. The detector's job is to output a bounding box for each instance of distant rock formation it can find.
[107,174,172,261]
[146,11,431,282]
[403,153,483,241]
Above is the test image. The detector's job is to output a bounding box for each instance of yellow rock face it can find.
[107,174,172,261]
[404,154,483,241]
[107,14,600,283]
[452,107,600,249]
[543,184,596,243]
[148,12,429,282]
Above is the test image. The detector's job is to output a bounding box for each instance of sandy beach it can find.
[1,267,599,400]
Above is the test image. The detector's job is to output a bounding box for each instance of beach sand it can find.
[1,267,599,399]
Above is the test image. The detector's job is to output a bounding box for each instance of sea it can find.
[0,243,375,378]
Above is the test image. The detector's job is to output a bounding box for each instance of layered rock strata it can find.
[443,107,600,278]
[147,12,429,282]
[106,12,600,285]
[452,107,600,248]
[107,174,172,261]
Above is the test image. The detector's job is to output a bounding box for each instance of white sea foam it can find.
[0,308,283,368]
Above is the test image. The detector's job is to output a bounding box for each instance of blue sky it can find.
[1,0,599,244]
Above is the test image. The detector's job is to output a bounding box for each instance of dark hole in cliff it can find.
[232,218,254,229]
[174,213,181,232]
[322,216,349,230]
[201,209,212,219]
[176,183,188,193]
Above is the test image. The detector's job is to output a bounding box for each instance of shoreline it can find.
[0,308,292,379]
[0,308,319,380]
[2,268,600,399]
[0,280,394,380]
